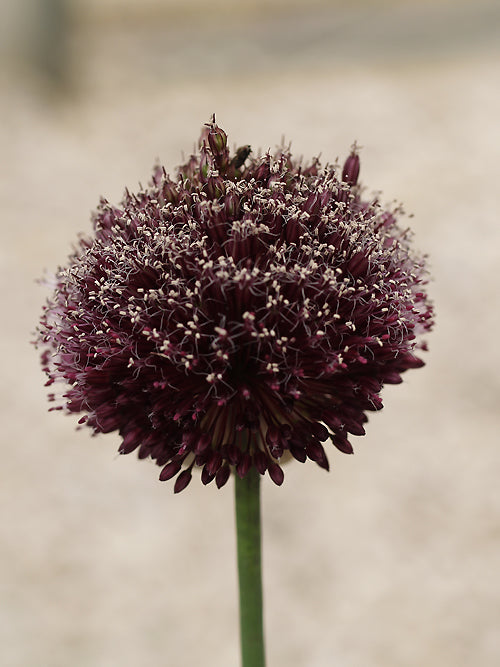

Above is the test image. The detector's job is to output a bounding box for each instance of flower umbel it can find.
[36,118,433,492]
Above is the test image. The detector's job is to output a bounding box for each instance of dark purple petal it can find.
[236,453,252,479]
[194,432,212,455]
[159,460,182,482]
[206,451,223,477]
[290,444,307,463]
[310,422,329,442]
[332,433,354,455]
[254,451,268,475]
[201,466,215,486]
[215,464,230,489]
[173,469,192,493]
[268,463,284,486]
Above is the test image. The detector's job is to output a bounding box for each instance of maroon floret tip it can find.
[35,117,434,491]
[342,151,360,186]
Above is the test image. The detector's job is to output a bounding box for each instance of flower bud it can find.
[342,152,360,186]
[207,125,228,155]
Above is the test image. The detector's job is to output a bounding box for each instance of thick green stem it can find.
[235,468,266,667]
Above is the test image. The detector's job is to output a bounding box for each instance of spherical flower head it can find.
[36,117,434,492]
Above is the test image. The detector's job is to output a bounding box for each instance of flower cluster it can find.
[37,118,433,492]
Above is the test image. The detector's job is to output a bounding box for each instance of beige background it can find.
[1,1,500,665]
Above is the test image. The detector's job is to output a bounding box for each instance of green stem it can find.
[235,468,266,667]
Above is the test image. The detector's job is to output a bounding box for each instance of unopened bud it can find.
[342,152,360,186]
[206,175,225,200]
[207,125,228,155]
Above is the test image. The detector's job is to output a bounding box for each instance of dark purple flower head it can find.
[36,117,433,492]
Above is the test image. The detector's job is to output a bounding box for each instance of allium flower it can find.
[36,117,433,492]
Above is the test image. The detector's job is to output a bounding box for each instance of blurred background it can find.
[1,0,500,665]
